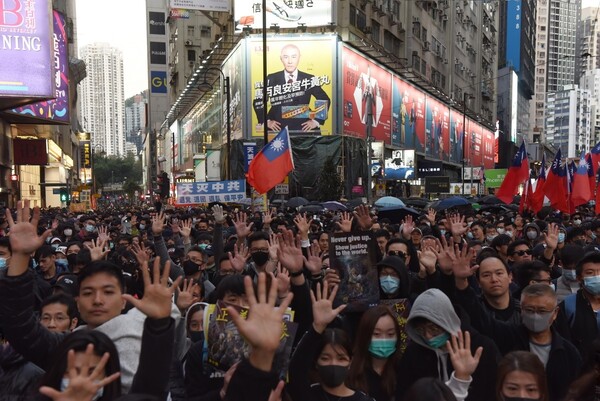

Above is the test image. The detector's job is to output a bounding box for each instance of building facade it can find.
[125,92,147,155]
[578,7,600,81]
[581,69,600,146]
[79,43,125,157]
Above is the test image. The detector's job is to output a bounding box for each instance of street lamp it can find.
[462,92,475,195]
[198,67,231,180]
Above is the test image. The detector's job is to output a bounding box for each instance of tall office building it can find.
[581,69,600,145]
[79,43,125,156]
[529,0,580,138]
[578,8,600,80]
[125,91,147,154]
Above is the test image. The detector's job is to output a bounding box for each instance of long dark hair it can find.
[404,377,458,401]
[347,305,400,398]
[496,351,548,401]
[37,330,121,401]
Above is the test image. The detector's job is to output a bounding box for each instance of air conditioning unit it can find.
[413,16,420,23]
[455,58,460,65]
[185,40,193,46]
[412,50,419,56]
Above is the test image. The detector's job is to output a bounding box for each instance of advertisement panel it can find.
[80,140,91,168]
[9,11,69,123]
[176,180,246,205]
[150,71,167,93]
[13,138,48,165]
[506,0,522,72]
[425,97,450,161]
[234,0,332,31]
[416,160,443,178]
[341,46,392,143]
[0,0,53,99]
[148,11,166,35]
[242,143,257,172]
[222,43,245,140]
[150,42,167,64]
[385,149,415,180]
[425,176,450,193]
[450,182,479,195]
[482,127,495,168]
[391,77,425,151]
[449,110,464,164]
[249,36,334,137]
[169,0,230,12]
[485,169,508,188]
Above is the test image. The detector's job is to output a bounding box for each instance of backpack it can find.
[563,293,577,328]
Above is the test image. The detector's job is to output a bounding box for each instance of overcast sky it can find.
[76,0,599,99]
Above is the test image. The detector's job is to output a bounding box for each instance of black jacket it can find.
[184,340,223,401]
[455,286,582,401]
[0,344,44,401]
[554,290,599,356]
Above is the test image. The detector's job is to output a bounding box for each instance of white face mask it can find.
[505,231,513,238]
[61,377,104,400]
[496,228,505,235]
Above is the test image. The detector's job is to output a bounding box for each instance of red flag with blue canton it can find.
[519,179,532,214]
[543,149,569,213]
[586,153,596,196]
[591,141,600,175]
[530,153,546,213]
[572,152,592,207]
[596,165,600,215]
[496,141,529,204]
[246,127,295,194]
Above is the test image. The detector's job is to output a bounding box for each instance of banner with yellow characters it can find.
[248,36,335,137]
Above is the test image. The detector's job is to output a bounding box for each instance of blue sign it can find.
[151,71,167,93]
[176,180,246,204]
[243,143,257,172]
[506,0,522,72]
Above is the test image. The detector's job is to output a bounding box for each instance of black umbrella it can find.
[299,204,324,213]
[430,196,471,211]
[286,197,309,209]
[321,201,348,211]
[345,198,366,210]
[402,197,430,210]
[376,206,421,224]
[479,195,503,205]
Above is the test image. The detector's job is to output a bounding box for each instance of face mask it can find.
[251,251,269,266]
[425,332,450,349]
[584,275,600,296]
[563,269,577,281]
[369,338,397,359]
[439,229,446,236]
[64,229,73,237]
[467,221,473,227]
[189,331,204,343]
[487,235,497,242]
[505,231,513,238]
[66,254,77,267]
[466,232,474,240]
[0,258,6,269]
[521,311,554,333]
[316,364,349,388]
[574,219,582,226]
[526,231,538,240]
[61,377,104,401]
[55,259,69,270]
[592,233,597,240]
[558,233,566,243]
[183,260,202,276]
[85,224,96,233]
[379,275,400,295]
[496,228,505,235]
[199,243,209,250]
[139,224,146,230]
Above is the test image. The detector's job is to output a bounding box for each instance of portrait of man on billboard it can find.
[256,43,331,135]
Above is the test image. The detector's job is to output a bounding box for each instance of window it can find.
[187,26,195,37]
[187,49,196,62]
[413,21,421,38]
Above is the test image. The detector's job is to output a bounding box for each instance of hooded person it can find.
[376,256,411,300]
[395,289,500,401]
[524,222,541,246]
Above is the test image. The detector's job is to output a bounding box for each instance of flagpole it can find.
[262,0,268,148]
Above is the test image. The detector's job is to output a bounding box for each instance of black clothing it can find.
[0,344,44,401]
[184,340,223,401]
[554,290,600,356]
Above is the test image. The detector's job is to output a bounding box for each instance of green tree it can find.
[92,152,143,191]
[315,157,343,201]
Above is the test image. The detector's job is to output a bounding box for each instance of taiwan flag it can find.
[591,141,600,173]
[543,149,568,213]
[496,141,529,204]
[247,127,295,194]
[586,153,596,196]
[530,154,546,213]
[572,152,592,207]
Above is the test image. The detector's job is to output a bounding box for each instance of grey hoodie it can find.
[406,289,461,382]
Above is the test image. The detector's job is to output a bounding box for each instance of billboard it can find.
[148,11,166,35]
[384,149,415,180]
[176,180,246,205]
[151,71,167,93]
[0,0,53,99]
[170,0,230,12]
[449,110,464,164]
[341,46,392,143]
[391,76,425,151]
[249,36,334,137]
[425,97,450,161]
[234,0,332,31]
[150,42,167,64]
[9,11,69,123]
[485,169,508,188]
[13,138,48,165]
[506,0,522,72]
[482,127,495,168]
[222,42,245,140]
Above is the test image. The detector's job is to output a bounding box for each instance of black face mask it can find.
[183,260,201,276]
[251,251,269,266]
[66,254,77,267]
[317,364,349,388]
[189,331,204,343]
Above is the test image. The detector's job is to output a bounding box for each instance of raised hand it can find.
[434,236,455,275]
[275,263,291,299]
[123,257,182,319]
[449,243,478,290]
[311,281,346,333]
[179,218,192,239]
[233,212,253,239]
[353,204,373,231]
[447,331,483,381]
[304,241,323,275]
[401,215,415,239]
[339,212,354,233]
[151,211,166,235]
[449,214,467,237]
[85,238,110,262]
[228,273,293,372]
[426,208,437,224]
[268,380,286,401]
[545,222,559,250]
[39,344,120,401]
[419,245,438,276]
[6,200,52,255]
[131,242,150,267]
[51,218,59,232]
[277,230,305,274]
[97,225,109,243]
[268,233,280,262]
[263,208,275,226]
[220,362,239,400]
[293,213,312,238]
[212,204,226,224]
[228,242,249,273]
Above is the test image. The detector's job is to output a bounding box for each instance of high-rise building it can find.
[530,0,580,139]
[125,91,147,154]
[578,8,600,80]
[79,43,125,156]
[546,84,592,157]
[581,69,600,145]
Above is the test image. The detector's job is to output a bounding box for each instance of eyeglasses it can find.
[414,322,445,337]
[512,249,532,256]
[388,250,407,259]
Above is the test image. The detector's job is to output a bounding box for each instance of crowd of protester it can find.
[2,199,600,401]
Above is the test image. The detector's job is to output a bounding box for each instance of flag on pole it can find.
[519,179,532,214]
[496,141,529,204]
[246,127,295,194]
[530,154,546,213]
[572,152,592,207]
[586,152,596,196]
[591,141,600,173]
[543,149,569,213]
